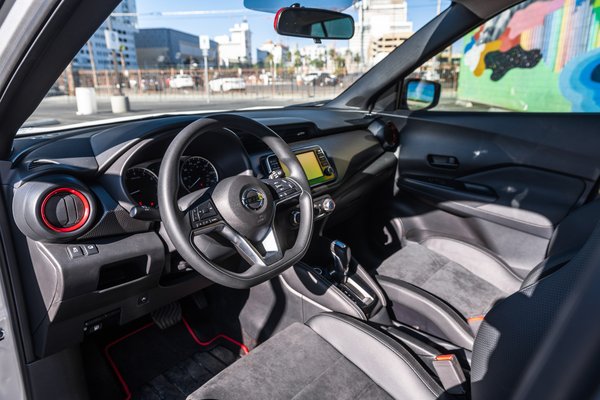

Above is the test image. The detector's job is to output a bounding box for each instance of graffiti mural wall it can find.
[457,0,600,112]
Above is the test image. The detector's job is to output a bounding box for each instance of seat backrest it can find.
[470,219,600,399]
[547,199,600,259]
[520,199,600,288]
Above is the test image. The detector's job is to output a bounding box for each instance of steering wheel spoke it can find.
[187,199,223,232]
[218,224,283,267]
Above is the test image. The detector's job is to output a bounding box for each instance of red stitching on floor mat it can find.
[181,316,249,355]
[103,322,154,400]
[103,319,248,400]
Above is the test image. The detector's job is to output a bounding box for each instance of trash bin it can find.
[75,87,97,115]
[110,96,130,114]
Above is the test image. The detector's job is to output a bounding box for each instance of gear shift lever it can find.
[330,240,351,283]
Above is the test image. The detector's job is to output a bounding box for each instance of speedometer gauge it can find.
[125,167,159,208]
[180,156,219,192]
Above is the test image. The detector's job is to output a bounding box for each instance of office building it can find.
[258,41,291,65]
[215,20,252,66]
[135,28,218,68]
[72,0,139,70]
[350,0,413,65]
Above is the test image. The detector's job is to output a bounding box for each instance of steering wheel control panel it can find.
[265,146,336,187]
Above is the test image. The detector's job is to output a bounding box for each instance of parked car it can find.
[209,77,246,92]
[302,72,338,86]
[168,74,195,89]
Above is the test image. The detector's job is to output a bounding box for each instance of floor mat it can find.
[101,317,248,400]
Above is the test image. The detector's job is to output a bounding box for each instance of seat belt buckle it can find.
[433,354,466,395]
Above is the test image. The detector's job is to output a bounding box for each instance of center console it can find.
[281,238,390,324]
[265,147,388,322]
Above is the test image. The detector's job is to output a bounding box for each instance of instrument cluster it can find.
[124,156,219,208]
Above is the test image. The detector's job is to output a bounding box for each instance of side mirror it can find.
[274,7,354,41]
[401,79,441,111]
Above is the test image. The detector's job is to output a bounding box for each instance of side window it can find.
[407,0,600,113]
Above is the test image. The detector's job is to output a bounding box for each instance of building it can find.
[215,20,252,67]
[349,0,413,66]
[72,0,139,70]
[256,49,270,66]
[299,44,328,63]
[135,28,218,68]
[258,41,291,65]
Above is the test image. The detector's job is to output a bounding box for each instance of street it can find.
[24,84,344,129]
[24,87,496,130]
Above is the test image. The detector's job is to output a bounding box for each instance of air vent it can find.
[40,188,90,232]
[28,159,59,170]
[271,124,317,141]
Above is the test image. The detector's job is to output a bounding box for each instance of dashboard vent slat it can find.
[28,159,60,170]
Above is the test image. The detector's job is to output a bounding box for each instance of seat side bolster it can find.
[377,277,475,350]
[307,312,445,400]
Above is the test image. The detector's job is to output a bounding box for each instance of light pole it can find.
[107,19,123,96]
[203,50,210,104]
[199,36,211,104]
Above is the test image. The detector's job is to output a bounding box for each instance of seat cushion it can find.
[377,238,522,318]
[188,313,448,400]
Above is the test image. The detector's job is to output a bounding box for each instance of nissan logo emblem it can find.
[241,188,265,211]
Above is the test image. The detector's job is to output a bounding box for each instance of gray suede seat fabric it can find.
[377,238,521,319]
[188,313,450,400]
[375,200,600,349]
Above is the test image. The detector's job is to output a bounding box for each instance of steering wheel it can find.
[158,114,313,289]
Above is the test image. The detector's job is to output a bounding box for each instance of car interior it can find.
[1,0,600,399]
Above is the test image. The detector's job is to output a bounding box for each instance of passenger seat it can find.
[375,200,600,349]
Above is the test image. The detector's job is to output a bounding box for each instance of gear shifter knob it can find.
[330,240,351,283]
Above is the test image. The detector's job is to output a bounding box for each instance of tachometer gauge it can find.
[125,167,159,208]
[180,156,219,192]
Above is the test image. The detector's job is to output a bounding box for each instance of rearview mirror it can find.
[274,7,354,41]
[402,79,441,111]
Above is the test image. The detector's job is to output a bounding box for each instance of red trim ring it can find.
[274,7,285,31]
[40,187,91,233]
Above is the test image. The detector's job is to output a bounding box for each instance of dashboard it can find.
[7,108,400,357]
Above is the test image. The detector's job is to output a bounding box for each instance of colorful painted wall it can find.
[457,0,600,112]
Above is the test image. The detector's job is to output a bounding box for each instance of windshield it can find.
[22,0,450,133]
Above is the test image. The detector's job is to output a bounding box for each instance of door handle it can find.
[427,154,459,169]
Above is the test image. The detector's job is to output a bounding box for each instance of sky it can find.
[135,0,452,55]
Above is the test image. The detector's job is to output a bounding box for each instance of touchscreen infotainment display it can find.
[281,150,323,182]
[271,147,335,187]
[296,151,324,180]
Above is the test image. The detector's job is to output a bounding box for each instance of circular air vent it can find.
[40,188,90,232]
